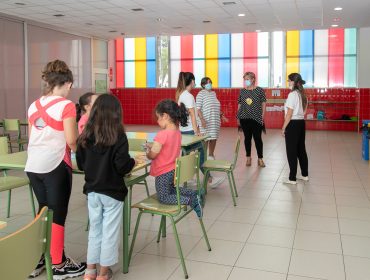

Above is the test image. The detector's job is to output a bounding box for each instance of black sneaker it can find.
[193,195,203,218]
[29,256,46,278]
[52,257,86,280]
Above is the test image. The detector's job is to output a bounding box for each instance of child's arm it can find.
[114,135,136,176]
[146,141,162,160]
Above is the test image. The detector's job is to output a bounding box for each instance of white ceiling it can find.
[0,0,369,39]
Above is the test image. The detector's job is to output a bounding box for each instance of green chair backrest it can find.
[0,207,52,280]
[232,137,241,170]
[128,138,146,152]
[175,152,200,186]
[3,119,20,132]
[0,136,8,155]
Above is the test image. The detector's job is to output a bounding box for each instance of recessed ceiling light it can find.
[131,8,143,11]
[238,13,245,17]
[14,2,26,5]
[223,1,236,5]
[173,26,182,29]
[109,30,117,33]
[203,20,211,23]
[53,14,65,17]
[156,18,162,22]
[121,32,125,36]
[331,24,338,27]
[255,29,261,32]
[333,17,340,22]
[334,7,342,11]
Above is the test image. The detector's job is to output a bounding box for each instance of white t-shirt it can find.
[284,90,305,120]
[25,96,76,173]
[178,90,197,132]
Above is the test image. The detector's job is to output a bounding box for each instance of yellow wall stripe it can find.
[286,31,300,80]
[135,37,146,87]
[205,34,218,87]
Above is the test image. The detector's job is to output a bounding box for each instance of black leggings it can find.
[27,160,72,226]
[240,118,263,158]
[285,120,309,181]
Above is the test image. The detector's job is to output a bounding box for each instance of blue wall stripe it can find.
[218,34,231,87]
[299,30,314,87]
[146,37,156,87]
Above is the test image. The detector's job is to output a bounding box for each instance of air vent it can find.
[173,26,183,29]
[203,20,211,23]
[223,1,236,5]
[109,30,117,33]
[131,8,144,11]
[86,23,93,25]
[53,14,65,17]
[14,2,26,5]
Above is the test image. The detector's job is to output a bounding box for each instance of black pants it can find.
[240,118,263,158]
[285,120,309,181]
[27,160,72,226]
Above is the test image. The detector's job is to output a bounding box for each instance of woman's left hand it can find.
[221,115,229,123]
[281,129,285,137]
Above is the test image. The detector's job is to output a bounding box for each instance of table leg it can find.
[122,195,129,274]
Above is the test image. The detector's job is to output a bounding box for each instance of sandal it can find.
[258,159,266,167]
[246,157,252,166]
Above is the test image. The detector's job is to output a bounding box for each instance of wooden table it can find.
[0,221,6,229]
[0,150,150,274]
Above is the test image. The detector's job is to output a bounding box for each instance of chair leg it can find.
[128,187,132,235]
[199,218,211,251]
[128,211,143,265]
[144,179,150,197]
[203,170,210,194]
[45,252,53,280]
[170,216,188,279]
[230,171,238,197]
[161,216,167,238]
[28,185,36,217]
[156,216,165,243]
[7,189,12,218]
[227,172,237,206]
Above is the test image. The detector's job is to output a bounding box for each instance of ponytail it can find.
[288,73,307,109]
[76,103,82,122]
[155,99,188,127]
[179,103,188,127]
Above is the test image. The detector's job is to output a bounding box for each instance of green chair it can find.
[202,137,240,206]
[129,152,211,279]
[0,136,36,218]
[0,207,53,280]
[3,119,28,152]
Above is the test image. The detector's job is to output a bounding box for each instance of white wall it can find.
[358,27,370,88]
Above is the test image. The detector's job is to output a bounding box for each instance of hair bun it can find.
[301,80,306,85]
[43,60,70,75]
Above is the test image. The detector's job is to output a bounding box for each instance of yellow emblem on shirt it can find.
[246,98,253,105]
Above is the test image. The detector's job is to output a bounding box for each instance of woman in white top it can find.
[282,73,309,185]
[25,60,86,278]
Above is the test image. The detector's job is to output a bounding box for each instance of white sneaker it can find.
[297,176,309,181]
[284,180,297,185]
[186,178,197,188]
[208,156,215,160]
[209,176,226,189]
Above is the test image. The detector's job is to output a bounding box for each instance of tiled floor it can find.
[1,126,370,280]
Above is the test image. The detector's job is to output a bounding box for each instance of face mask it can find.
[245,80,252,87]
[205,83,212,90]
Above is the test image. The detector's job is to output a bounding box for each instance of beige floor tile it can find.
[293,230,342,254]
[297,215,339,233]
[167,217,214,237]
[334,186,367,196]
[300,203,337,218]
[263,200,301,214]
[187,238,244,266]
[248,225,295,248]
[140,233,201,258]
[337,206,370,221]
[207,220,253,242]
[126,230,158,253]
[341,235,370,258]
[289,249,345,280]
[257,211,298,229]
[218,207,260,224]
[287,276,324,280]
[228,267,286,280]
[168,260,232,280]
[228,197,266,210]
[335,195,370,207]
[339,218,370,237]
[236,244,291,274]
[301,193,336,205]
[344,255,370,280]
[269,190,302,202]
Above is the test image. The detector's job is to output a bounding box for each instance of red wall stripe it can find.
[115,39,124,88]
[243,32,258,81]
[328,28,344,87]
[180,35,193,73]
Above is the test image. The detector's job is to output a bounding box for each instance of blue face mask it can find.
[205,83,212,90]
[245,80,252,87]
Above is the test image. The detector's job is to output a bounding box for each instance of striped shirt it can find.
[196,89,221,139]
